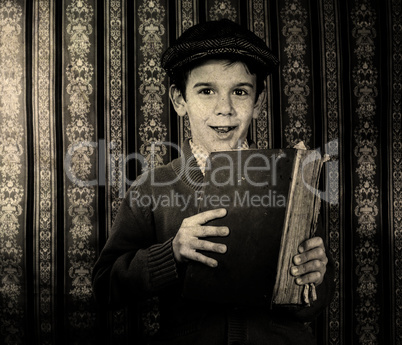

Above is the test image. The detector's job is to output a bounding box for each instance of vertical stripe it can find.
[134,0,170,175]
[248,0,274,149]
[0,0,27,344]
[32,0,57,343]
[206,0,239,22]
[105,0,127,235]
[176,0,198,147]
[349,0,382,342]
[105,0,128,343]
[177,0,198,34]
[134,0,169,337]
[277,0,314,149]
[318,0,344,344]
[389,0,402,343]
[62,0,98,342]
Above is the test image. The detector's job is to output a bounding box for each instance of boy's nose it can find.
[215,95,233,116]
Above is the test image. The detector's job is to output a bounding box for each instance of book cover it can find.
[182,147,325,306]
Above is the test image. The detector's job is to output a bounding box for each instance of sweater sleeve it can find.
[92,185,180,310]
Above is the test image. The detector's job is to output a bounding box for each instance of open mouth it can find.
[210,126,237,134]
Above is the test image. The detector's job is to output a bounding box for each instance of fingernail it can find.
[291,267,298,275]
[296,278,302,285]
[211,261,218,267]
[221,227,229,235]
[298,246,304,253]
[294,256,301,264]
[219,245,227,253]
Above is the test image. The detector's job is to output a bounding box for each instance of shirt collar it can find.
[189,139,250,175]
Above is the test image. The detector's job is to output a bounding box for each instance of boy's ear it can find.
[253,89,266,119]
[169,85,187,117]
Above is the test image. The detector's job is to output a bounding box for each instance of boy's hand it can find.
[290,236,328,286]
[172,208,229,268]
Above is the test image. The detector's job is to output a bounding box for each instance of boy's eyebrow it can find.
[192,82,213,88]
[235,82,255,89]
[192,82,255,88]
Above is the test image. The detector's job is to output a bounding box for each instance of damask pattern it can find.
[248,0,272,149]
[179,0,196,33]
[32,0,56,343]
[318,0,343,343]
[105,0,128,341]
[106,0,127,232]
[136,0,169,336]
[279,0,312,148]
[207,0,237,22]
[177,0,197,145]
[137,0,168,172]
[64,0,97,338]
[0,1,25,343]
[389,0,402,342]
[105,0,127,344]
[350,1,381,343]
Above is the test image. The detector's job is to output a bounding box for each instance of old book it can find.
[182,146,327,307]
[271,148,325,305]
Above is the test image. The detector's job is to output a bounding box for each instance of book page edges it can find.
[272,149,325,305]
[272,149,302,304]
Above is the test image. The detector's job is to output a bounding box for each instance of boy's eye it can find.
[233,89,248,96]
[199,89,214,95]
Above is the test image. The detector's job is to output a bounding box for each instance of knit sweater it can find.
[92,139,335,345]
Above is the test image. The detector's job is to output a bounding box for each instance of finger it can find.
[182,248,218,268]
[191,239,227,254]
[294,246,327,265]
[298,236,324,253]
[192,226,229,237]
[295,271,323,285]
[186,208,227,226]
[290,259,326,277]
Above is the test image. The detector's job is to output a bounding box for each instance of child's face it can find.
[171,59,262,153]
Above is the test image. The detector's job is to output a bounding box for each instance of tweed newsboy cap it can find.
[161,19,279,78]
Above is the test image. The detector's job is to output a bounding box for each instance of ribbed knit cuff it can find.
[148,238,179,291]
[228,309,248,344]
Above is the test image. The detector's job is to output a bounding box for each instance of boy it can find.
[92,19,334,344]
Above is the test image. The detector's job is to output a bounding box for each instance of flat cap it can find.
[161,19,279,78]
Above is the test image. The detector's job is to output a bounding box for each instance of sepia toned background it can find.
[0,0,400,344]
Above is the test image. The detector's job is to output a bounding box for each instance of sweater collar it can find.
[189,139,250,176]
[171,139,205,192]
[171,138,254,192]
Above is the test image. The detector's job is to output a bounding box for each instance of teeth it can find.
[212,126,235,133]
